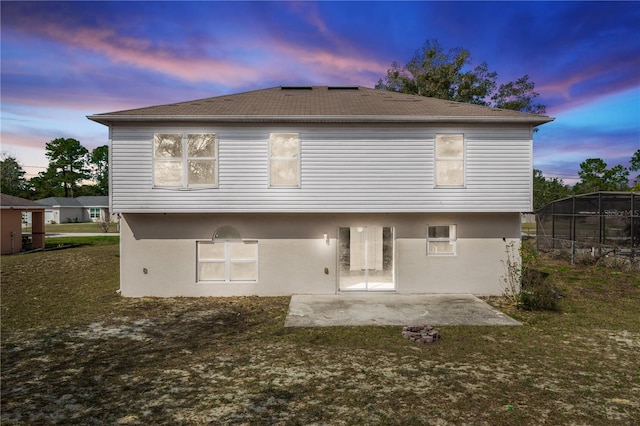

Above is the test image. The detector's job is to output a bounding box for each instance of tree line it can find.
[1,138,108,200]
[534,152,640,210]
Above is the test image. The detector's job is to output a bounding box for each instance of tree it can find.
[491,75,546,114]
[90,145,109,195]
[43,138,90,197]
[630,149,640,190]
[30,166,64,199]
[533,169,572,210]
[573,158,630,194]
[0,154,29,197]
[376,39,546,114]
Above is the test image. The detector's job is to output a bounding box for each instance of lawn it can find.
[1,241,639,425]
[23,222,119,234]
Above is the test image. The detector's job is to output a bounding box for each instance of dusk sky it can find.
[1,1,639,185]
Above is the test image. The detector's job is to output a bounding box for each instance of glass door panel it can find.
[338,226,394,291]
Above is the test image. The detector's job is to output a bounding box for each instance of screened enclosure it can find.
[536,192,639,259]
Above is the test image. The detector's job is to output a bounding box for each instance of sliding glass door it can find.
[338,226,394,291]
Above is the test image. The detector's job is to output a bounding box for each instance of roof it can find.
[76,196,109,207]
[88,86,554,126]
[1,194,46,210]
[36,196,109,208]
[536,191,640,213]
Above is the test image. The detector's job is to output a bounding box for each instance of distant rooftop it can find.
[1,194,46,209]
[88,86,554,126]
[36,196,109,207]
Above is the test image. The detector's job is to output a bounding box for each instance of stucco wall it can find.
[1,210,23,255]
[119,212,520,297]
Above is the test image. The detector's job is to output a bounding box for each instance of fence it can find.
[536,235,639,271]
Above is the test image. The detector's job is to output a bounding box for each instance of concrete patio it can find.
[284,293,521,327]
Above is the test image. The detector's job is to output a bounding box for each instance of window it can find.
[427,225,457,255]
[435,134,464,187]
[154,133,217,188]
[269,133,300,187]
[197,241,258,282]
[90,208,101,220]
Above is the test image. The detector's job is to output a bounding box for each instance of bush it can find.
[501,241,559,311]
[519,269,558,311]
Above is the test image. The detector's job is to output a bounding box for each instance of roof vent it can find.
[281,86,313,90]
[327,86,359,90]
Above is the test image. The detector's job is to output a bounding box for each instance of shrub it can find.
[501,240,558,311]
[519,268,558,311]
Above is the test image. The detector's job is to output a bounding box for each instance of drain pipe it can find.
[10,231,16,254]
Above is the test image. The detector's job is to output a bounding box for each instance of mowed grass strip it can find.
[1,241,639,425]
[24,222,119,234]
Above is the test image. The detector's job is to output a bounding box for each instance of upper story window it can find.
[269,133,300,187]
[153,133,217,188]
[435,134,465,187]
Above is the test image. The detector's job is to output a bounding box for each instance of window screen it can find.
[153,133,217,188]
[269,133,300,187]
[435,134,464,187]
[197,241,258,282]
[427,225,457,255]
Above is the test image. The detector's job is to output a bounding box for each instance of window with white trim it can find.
[89,208,101,220]
[153,133,217,188]
[435,134,464,187]
[427,225,457,256]
[269,133,300,187]
[197,240,258,282]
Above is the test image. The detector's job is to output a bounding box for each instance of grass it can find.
[45,235,120,248]
[23,222,119,233]
[1,241,639,425]
[521,221,536,235]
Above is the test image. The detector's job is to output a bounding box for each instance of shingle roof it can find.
[36,197,81,207]
[36,196,109,207]
[88,86,554,126]
[1,194,46,209]
[76,196,109,207]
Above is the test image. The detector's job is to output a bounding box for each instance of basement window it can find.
[197,240,258,283]
[427,225,457,256]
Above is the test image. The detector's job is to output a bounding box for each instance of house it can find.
[1,194,46,254]
[88,86,553,297]
[36,196,117,224]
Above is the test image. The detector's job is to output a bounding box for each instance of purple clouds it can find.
[1,1,638,182]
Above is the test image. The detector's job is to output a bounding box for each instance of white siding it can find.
[110,123,533,213]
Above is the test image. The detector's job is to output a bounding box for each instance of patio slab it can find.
[284,293,521,327]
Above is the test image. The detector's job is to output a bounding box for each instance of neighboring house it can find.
[36,196,117,224]
[88,86,553,297]
[1,194,46,254]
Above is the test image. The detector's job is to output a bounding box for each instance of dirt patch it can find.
[2,246,640,424]
[3,295,639,425]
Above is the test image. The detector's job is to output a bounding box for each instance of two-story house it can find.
[88,86,553,297]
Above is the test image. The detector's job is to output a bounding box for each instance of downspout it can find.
[10,231,16,254]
